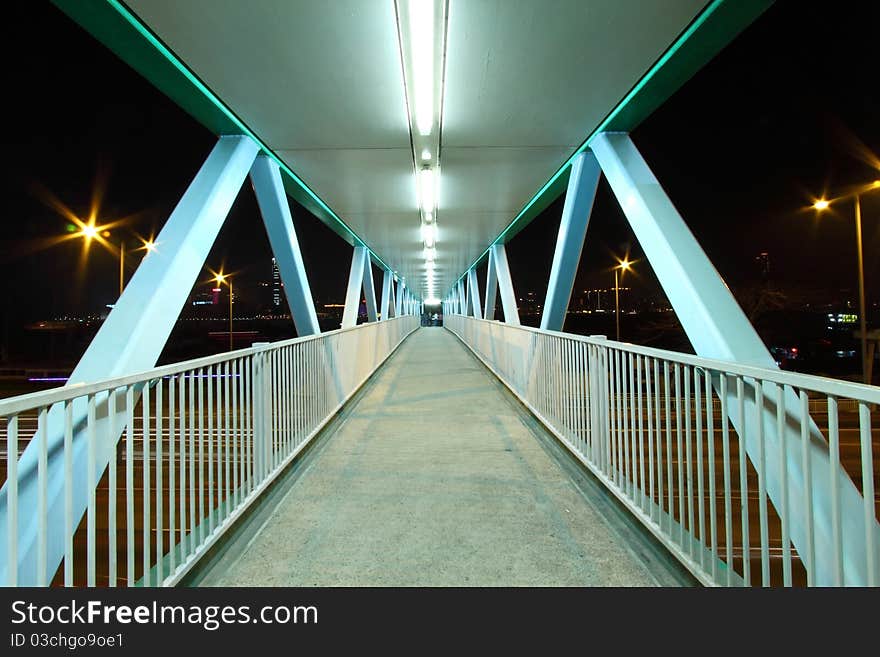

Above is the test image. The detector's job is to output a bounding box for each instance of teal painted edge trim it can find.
[51,0,400,280]
[445,0,772,296]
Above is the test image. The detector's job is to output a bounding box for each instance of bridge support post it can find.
[395,280,404,317]
[540,151,602,331]
[0,135,260,585]
[591,131,879,585]
[363,258,378,323]
[492,244,520,325]
[380,270,396,320]
[458,279,467,316]
[250,155,320,336]
[467,269,482,319]
[342,246,370,328]
[484,252,498,320]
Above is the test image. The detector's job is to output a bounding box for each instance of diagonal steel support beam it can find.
[540,151,602,331]
[0,135,260,585]
[591,131,879,585]
[458,280,467,316]
[342,246,368,328]
[491,244,520,325]
[250,155,320,336]
[362,256,378,323]
[484,251,498,320]
[467,269,482,319]
[380,269,396,319]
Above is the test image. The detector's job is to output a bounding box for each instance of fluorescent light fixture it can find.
[408,0,434,137]
[419,168,435,212]
[424,247,436,261]
[421,148,431,161]
[420,222,437,247]
[424,211,433,223]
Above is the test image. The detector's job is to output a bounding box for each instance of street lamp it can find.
[214,272,234,351]
[813,179,880,384]
[614,257,632,341]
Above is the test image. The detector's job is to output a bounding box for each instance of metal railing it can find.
[446,314,880,586]
[1,316,419,586]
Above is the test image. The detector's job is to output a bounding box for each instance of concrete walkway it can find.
[202,327,675,586]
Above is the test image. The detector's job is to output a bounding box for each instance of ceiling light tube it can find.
[424,247,436,261]
[419,167,435,212]
[408,0,435,137]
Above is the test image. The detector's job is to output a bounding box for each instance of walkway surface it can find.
[202,327,673,586]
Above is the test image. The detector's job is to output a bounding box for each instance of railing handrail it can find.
[0,316,412,416]
[465,316,880,404]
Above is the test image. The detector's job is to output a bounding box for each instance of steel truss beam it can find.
[540,151,602,331]
[250,155,320,336]
[467,269,482,319]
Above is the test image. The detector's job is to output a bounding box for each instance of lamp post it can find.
[813,180,879,384]
[614,257,632,341]
[215,272,233,351]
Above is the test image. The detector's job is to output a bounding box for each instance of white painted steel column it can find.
[458,280,467,316]
[592,131,880,585]
[250,155,320,336]
[362,256,378,322]
[395,280,404,317]
[0,135,260,585]
[484,252,498,320]
[380,270,394,319]
[342,246,368,328]
[492,244,520,325]
[540,151,602,331]
[467,269,482,319]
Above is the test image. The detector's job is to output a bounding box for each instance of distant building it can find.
[755,251,770,282]
[271,258,281,307]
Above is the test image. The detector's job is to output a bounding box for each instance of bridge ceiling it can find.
[64,0,765,300]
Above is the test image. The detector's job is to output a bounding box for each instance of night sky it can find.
[2,1,879,327]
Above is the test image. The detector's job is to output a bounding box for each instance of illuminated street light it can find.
[614,257,633,341]
[811,181,880,384]
[214,272,234,352]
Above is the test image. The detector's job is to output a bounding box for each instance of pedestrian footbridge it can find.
[1,0,878,587]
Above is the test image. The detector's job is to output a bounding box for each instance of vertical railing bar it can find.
[664,361,673,535]
[65,399,75,586]
[625,352,634,499]
[684,366,694,559]
[636,355,645,511]
[7,415,19,586]
[155,379,164,584]
[736,376,751,586]
[675,363,685,548]
[141,383,150,587]
[37,406,48,586]
[827,394,843,586]
[777,384,792,586]
[224,359,231,517]
[231,358,239,511]
[107,391,117,588]
[208,364,215,537]
[169,375,176,575]
[705,370,717,582]
[198,367,205,547]
[857,400,875,586]
[124,388,134,587]
[755,381,770,587]
[645,356,655,520]
[87,394,97,586]
[653,358,663,523]
[800,389,815,586]
[694,368,705,571]
[720,374,734,586]
[189,368,197,558]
